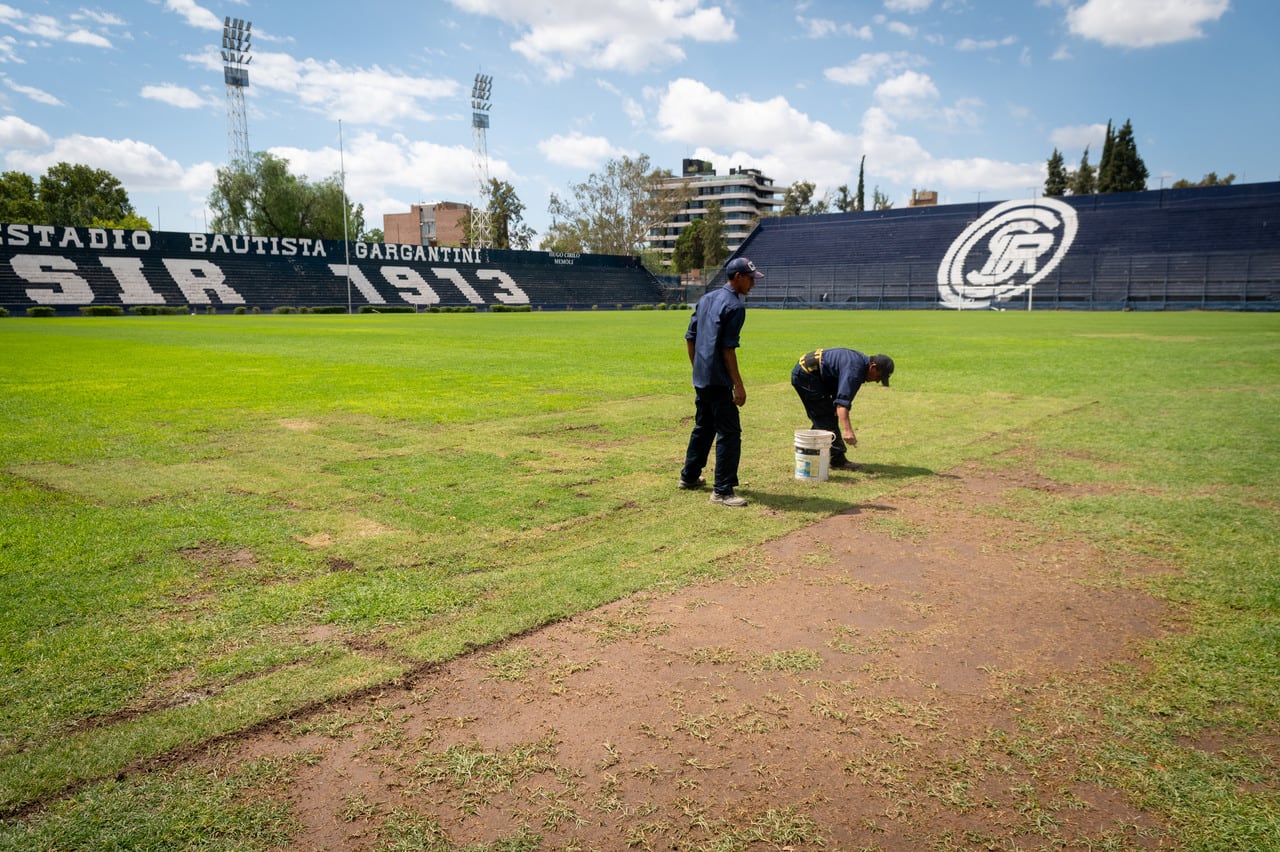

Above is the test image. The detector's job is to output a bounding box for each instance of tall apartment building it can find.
[382,201,471,246]
[647,159,782,264]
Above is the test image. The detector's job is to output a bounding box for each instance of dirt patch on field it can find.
[202,460,1175,849]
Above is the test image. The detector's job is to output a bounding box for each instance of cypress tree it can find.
[1044,148,1068,197]
[855,155,865,212]
[1109,119,1149,192]
[1070,146,1097,195]
[1097,120,1118,192]
[700,200,729,269]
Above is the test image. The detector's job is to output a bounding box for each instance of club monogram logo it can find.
[937,198,1078,309]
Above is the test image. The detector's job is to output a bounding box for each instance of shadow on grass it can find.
[746,464,945,513]
[857,463,946,479]
[745,490,899,513]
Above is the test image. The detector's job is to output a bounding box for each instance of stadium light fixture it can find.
[470,73,494,249]
[222,17,253,166]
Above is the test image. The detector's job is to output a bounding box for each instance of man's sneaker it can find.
[709,490,748,507]
[678,476,706,490]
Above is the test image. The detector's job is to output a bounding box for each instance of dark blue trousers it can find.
[791,364,849,463]
[681,384,741,495]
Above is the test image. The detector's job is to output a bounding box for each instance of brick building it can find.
[383,201,471,246]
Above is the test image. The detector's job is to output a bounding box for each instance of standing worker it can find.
[679,257,763,507]
[791,348,894,470]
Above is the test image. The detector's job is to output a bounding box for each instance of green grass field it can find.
[1,309,1277,847]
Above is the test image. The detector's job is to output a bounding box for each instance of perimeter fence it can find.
[733,250,1280,311]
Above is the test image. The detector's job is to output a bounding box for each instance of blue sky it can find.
[1,0,1273,241]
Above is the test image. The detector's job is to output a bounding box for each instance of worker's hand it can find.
[843,429,857,448]
[733,384,746,407]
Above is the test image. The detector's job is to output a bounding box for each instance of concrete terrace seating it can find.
[0,233,665,314]
[714,182,1280,310]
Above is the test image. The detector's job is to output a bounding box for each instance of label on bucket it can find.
[794,429,832,481]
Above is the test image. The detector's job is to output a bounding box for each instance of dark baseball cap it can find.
[724,257,763,278]
[870,354,894,386]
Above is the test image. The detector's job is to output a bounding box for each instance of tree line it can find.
[776,156,893,217]
[0,163,151,230]
[2,124,1237,270]
[0,149,895,270]
[1044,117,1233,197]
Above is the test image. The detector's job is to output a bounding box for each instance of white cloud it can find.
[955,35,1018,51]
[278,58,457,125]
[5,133,199,192]
[271,131,498,222]
[860,109,1042,194]
[3,76,61,105]
[652,78,860,189]
[1066,0,1229,47]
[9,12,63,41]
[912,156,1044,193]
[72,10,125,27]
[537,131,634,169]
[942,97,984,130]
[446,0,735,81]
[885,20,918,38]
[797,15,872,39]
[800,16,837,38]
[1050,123,1108,152]
[874,69,939,116]
[857,106,931,178]
[0,113,50,148]
[884,0,932,12]
[655,78,850,155]
[622,97,645,126]
[651,78,1044,206]
[65,29,111,49]
[0,116,492,230]
[0,4,121,51]
[1008,104,1034,123]
[825,52,918,86]
[164,0,223,31]
[141,84,210,110]
[597,77,646,124]
[184,49,461,125]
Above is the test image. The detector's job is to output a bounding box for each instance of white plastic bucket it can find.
[794,429,834,481]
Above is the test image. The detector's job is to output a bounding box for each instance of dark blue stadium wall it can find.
[723,181,1280,310]
[0,229,662,314]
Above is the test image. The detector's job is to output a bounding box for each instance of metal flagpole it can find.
[1027,188,1036,312]
[340,119,351,314]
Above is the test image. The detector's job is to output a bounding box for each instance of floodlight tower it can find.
[221,16,253,165]
[470,73,494,249]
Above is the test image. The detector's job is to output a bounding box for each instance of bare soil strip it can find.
[198,459,1174,849]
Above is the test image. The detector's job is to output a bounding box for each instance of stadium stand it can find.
[0,231,664,315]
[710,181,1280,310]
[4,182,1277,315]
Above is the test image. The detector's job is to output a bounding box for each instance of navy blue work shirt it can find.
[685,284,746,388]
[813,348,870,409]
